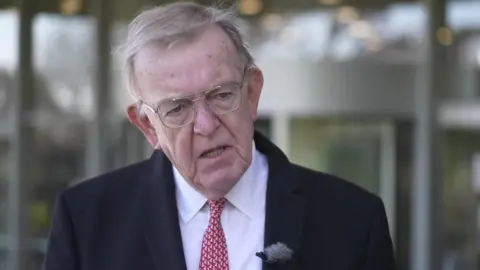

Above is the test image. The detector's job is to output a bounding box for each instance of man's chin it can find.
[199,169,243,194]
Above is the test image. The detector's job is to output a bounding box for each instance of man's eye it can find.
[166,104,186,115]
[214,91,233,99]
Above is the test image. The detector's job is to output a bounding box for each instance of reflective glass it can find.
[0,8,17,267]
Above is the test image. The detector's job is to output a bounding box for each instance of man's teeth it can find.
[203,146,226,158]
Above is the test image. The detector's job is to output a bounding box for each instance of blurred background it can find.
[0,0,479,269]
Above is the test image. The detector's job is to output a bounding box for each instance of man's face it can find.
[128,26,263,199]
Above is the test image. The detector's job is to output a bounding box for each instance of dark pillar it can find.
[9,0,34,269]
[85,0,113,177]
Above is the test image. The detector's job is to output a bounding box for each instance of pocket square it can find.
[256,242,293,264]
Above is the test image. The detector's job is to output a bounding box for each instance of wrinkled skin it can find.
[127,26,264,200]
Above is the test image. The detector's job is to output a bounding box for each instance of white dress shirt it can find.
[173,141,268,270]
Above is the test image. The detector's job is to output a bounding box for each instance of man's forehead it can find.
[135,45,228,78]
[133,27,241,100]
[134,26,238,72]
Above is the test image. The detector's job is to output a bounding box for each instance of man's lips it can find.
[199,145,231,158]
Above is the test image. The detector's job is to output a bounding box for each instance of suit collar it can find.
[142,131,305,270]
[254,132,306,269]
[142,150,187,270]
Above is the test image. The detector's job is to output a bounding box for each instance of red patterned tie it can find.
[199,198,229,270]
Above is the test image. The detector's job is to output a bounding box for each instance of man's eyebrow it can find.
[154,77,240,104]
[156,93,194,105]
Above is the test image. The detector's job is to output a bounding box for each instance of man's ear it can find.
[246,67,264,120]
[126,104,159,148]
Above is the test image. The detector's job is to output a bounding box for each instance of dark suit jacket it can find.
[43,131,395,270]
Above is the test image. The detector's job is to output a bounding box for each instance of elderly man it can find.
[44,2,395,270]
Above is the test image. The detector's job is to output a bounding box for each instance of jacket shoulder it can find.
[290,163,389,244]
[291,163,383,209]
[60,158,152,206]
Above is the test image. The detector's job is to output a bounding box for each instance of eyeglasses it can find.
[140,76,246,128]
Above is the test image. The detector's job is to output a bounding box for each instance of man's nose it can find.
[192,102,220,136]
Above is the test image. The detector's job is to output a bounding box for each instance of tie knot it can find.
[208,198,226,219]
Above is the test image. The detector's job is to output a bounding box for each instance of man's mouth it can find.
[200,146,229,158]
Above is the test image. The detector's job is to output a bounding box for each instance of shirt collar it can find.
[173,166,207,223]
[173,140,265,223]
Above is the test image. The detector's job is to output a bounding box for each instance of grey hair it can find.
[115,1,255,101]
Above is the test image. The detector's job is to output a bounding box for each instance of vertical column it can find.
[9,0,34,269]
[379,123,396,247]
[410,0,447,269]
[465,61,479,97]
[271,111,290,157]
[125,126,146,164]
[85,0,112,177]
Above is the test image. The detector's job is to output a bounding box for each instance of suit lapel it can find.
[255,132,306,270]
[140,132,305,270]
[142,150,187,270]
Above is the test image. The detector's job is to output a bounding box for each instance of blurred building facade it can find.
[1,0,480,269]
